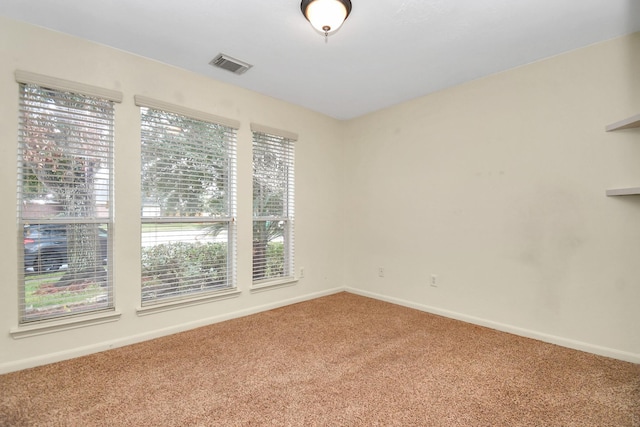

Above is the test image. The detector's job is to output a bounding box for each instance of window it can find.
[17,74,120,323]
[252,124,296,284]
[138,97,238,304]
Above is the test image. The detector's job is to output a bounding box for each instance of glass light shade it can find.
[304,0,349,34]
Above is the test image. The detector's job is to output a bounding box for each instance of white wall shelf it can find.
[605,113,639,196]
[606,187,640,197]
[605,113,640,131]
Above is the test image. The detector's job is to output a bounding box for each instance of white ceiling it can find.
[1,0,639,120]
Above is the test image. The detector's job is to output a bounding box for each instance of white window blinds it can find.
[17,82,116,323]
[139,102,237,304]
[252,127,295,283]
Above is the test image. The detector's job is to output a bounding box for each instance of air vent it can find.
[209,54,253,75]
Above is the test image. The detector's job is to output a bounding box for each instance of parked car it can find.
[23,224,108,273]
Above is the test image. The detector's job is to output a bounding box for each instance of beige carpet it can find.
[1,292,639,426]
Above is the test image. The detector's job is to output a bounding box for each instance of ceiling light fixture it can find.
[301,0,352,41]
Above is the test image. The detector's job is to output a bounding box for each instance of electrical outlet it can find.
[300,267,305,278]
[430,274,438,287]
[378,267,385,278]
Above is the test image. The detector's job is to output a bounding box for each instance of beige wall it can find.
[343,32,640,362]
[0,17,346,373]
[1,16,638,372]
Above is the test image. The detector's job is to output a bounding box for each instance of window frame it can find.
[136,96,239,307]
[251,124,297,288]
[15,71,121,325]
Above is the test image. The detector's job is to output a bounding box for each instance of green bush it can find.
[142,241,286,300]
[265,242,284,278]
[141,242,228,301]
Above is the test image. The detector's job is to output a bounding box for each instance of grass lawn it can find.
[24,270,106,311]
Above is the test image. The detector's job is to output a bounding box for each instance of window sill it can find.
[250,277,298,293]
[10,309,122,339]
[137,288,242,316]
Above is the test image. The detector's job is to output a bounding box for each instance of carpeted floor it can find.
[1,292,639,426]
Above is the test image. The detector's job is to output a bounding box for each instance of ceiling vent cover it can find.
[209,54,252,75]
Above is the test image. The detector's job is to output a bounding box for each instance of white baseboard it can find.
[0,287,344,374]
[345,287,640,364]
[3,285,636,374]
